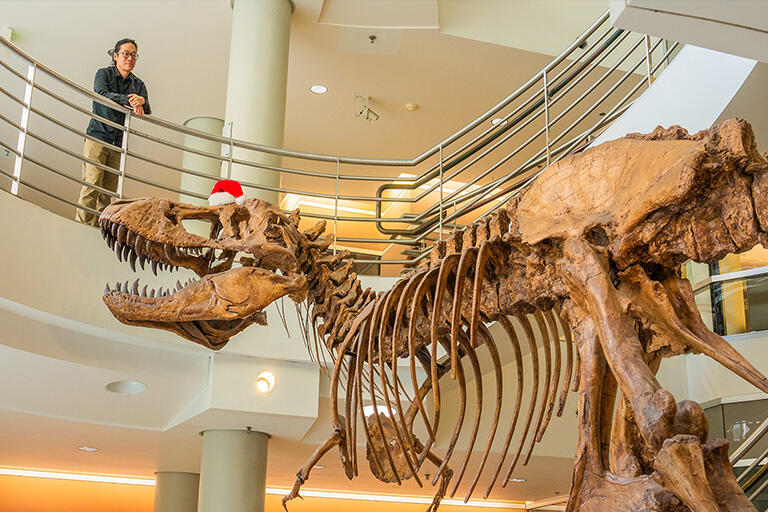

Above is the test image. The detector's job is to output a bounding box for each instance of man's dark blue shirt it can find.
[86,65,150,147]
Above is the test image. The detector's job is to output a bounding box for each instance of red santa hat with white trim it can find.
[208,179,246,206]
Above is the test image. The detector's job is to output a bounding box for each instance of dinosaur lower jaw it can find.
[118,315,266,350]
[102,266,307,349]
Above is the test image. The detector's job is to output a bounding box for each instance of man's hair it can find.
[110,38,138,65]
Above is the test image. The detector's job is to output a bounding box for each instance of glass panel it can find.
[723,399,768,458]
[704,403,725,441]
[693,274,768,336]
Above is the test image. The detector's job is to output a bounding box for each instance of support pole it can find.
[197,430,269,512]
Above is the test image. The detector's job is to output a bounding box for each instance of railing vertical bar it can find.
[11,61,36,196]
[644,34,653,87]
[543,70,551,168]
[117,110,131,199]
[334,157,339,255]
[438,144,443,241]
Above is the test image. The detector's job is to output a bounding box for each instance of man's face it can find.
[113,42,137,74]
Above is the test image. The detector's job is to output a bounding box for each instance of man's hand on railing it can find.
[127,93,145,115]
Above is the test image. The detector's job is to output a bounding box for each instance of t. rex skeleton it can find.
[98,119,768,511]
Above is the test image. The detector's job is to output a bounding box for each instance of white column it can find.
[224,0,293,205]
[153,472,200,512]
[197,430,269,512]
[180,116,225,206]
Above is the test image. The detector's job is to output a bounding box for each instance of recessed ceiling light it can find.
[77,446,99,453]
[105,380,146,395]
[255,371,275,393]
[507,477,526,483]
[310,84,327,94]
[491,118,507,126]
[313,465,325,469]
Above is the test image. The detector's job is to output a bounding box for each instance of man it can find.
[75,38,151,225]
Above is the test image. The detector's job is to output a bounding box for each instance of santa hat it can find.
[209,179,246,206]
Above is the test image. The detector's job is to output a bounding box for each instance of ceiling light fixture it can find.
[77,446,99,453]
[105,380,146,395]
[492,118,507,126]
[310,84,327,94]
[0,467,154,486]
[255,371,275,393]
[507,478,526,483]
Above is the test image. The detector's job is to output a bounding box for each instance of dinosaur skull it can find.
[99,198,308,349]
[516,118,768,270]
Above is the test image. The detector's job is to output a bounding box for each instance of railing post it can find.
[11,62,36,196]
[438,144,443,241]
[644,34,653,87]
[117,109,131,199]
[542,70,551,168]
[334,157,339,255]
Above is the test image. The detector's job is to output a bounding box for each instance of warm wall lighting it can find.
[0,467,526,507]
[281,194,376,216]
[0,467,154,486]
[264,487,525,508]
[255,371,275,393]
[398,173,505,200]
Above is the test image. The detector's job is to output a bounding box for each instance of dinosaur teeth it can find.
[122,244,131,263]
[117,224,127,243]
[150,289,155,298]
[129,250,137,272]
[176,280,183,291]
[134,235,146,255]
[111,222,118,238]
[104,283,110,294]
[151,260,158,276]
[138,253,146,270]
[141,284,148,297]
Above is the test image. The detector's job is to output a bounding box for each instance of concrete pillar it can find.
[224,0,293,205]
[197,430,269,512]
[153,472,199,512]
[180,116,225,206]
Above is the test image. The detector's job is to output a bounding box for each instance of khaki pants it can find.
[75,138,121,226]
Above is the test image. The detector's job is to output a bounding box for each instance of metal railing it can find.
[0,11,678,269]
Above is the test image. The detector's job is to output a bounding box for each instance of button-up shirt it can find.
[86,66,151,147]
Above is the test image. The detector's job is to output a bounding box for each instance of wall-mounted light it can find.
[255,371,275,393]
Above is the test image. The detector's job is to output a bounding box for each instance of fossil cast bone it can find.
[98,119,768,511]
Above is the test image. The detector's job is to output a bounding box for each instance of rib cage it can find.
[299,208,581,504]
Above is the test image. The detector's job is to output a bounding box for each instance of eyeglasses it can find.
[118,51,138,60]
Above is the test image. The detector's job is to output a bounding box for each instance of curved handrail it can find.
[0,11,677,268]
